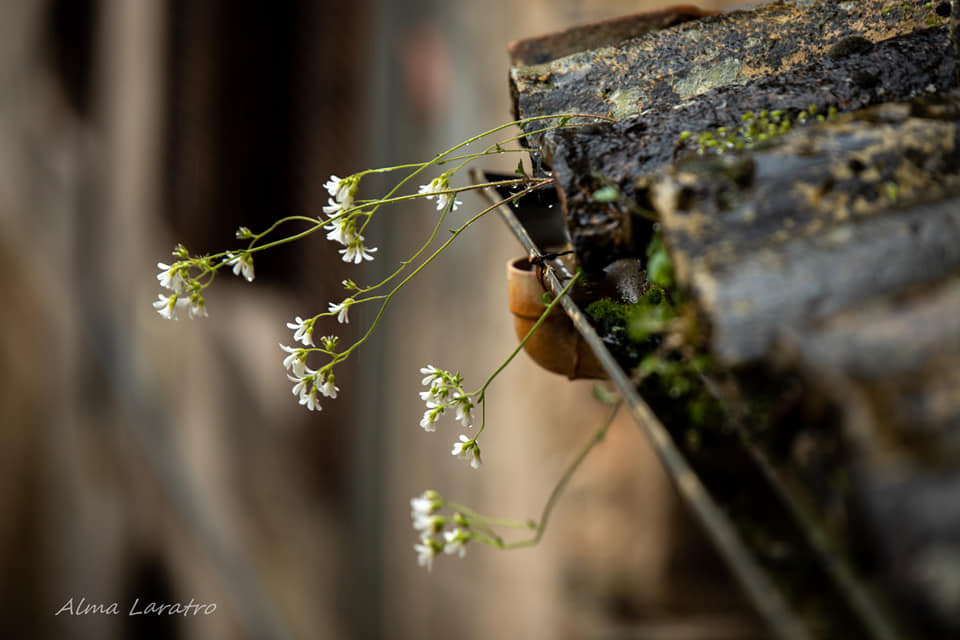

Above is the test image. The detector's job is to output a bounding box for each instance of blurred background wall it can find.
[0,1,753,639]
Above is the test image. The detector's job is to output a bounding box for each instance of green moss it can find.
[679,105,838,156]
[882,1,945,27]
[582,230,722,430]
[585,282,677,344]
[635,352,722,428]
[884,180,900,204]
[585,298,636,324]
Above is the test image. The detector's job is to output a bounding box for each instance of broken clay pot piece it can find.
[506,256,607,380]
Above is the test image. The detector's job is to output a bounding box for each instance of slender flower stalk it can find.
[152,114,628,573]
[408,398,622,569]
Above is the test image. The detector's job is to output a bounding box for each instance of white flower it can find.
[410,491,438,520]
[286,316,314,346]
[414,536,439,571]
[451,434,470,456]
[324,175,343,199]
[188,294,208,319]
[322,198,345,218]
[153,293,187,320]
[289,374,307,397]
[420,365,441,387]
[451,435,482,469]
[454,393,473,428]
[328,298,354,324]
[226,252,255,282]
[153,293,175,319]
[156,262,185,293]
[288,373,321,411]
[338,236,377,264]
[443,528,469,558]
[412,512,442,534]
[322,174,356,216]
[280,344,308,377]
[420,402,443,432]
[323,215,353,246]
[319,375,339,399]
[324,174,355,206]
[298,385,322,411]
[418,175,462,211]
[419,389,435,402]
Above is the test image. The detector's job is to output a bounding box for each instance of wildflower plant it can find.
[410,393,620,570]
[153,113,620,569]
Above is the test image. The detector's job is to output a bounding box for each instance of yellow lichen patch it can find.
[779,47,817,71]
[535,71,553,84]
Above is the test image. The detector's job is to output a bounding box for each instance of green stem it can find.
[242,218,327,256]
[352,177,549,297]
[354,147,530,177]
[356,113,611,234]
[444,501,535,530]
[354,194,452,296]
[473,270,583,411]
[356,177,535,208]
[500,399,622,549]
[188,114,612,272]
[250,214,321,244]
[332,182,549,364]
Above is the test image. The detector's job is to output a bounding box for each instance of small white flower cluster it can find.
[419,365,481,469]
[280,318,340,411]
[417,173,463,212]
[153,260,207,320]
[323,174,357,215]
[322,175,378,264]
[410,490,472,571]
[154,244,260,320]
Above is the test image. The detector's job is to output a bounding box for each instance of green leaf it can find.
[591,185,619,203]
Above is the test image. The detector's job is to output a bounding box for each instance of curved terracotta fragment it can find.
[506,256,607,380]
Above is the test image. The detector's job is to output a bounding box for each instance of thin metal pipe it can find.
[473,168,810,640]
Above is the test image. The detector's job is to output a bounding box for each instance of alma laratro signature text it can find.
[55,596,217,616]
